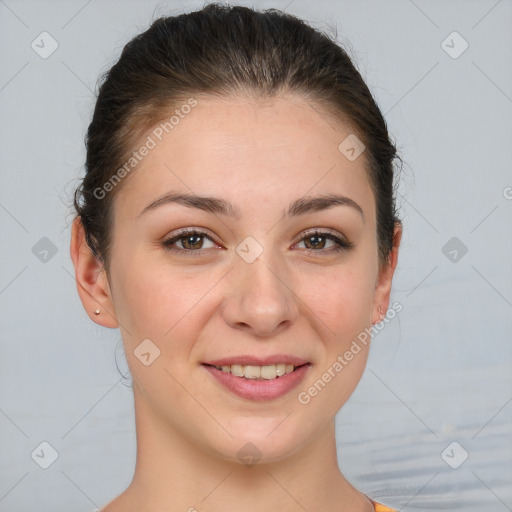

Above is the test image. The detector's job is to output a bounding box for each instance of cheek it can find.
[302,262,376,335]
[111,256,217,384]
[110,251,193,344]
[314,262,376,409]
[112,264,199,397]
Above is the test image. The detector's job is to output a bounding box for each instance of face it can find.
[72,94,400,464]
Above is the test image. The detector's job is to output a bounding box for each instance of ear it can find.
[69,216,119,328]
[371,222,402,325]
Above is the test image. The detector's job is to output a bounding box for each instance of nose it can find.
[221,252,299,338]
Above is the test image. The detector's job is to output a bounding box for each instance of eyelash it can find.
[161,228,353,256]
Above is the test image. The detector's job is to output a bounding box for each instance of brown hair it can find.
[72,2,402,276]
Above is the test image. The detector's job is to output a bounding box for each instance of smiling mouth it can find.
[203,363,309,380]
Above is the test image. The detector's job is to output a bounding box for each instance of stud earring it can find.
[94,308,101,315]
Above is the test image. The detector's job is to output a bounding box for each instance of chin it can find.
[209,417,313,466]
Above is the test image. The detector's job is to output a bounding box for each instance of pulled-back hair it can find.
[73,2,401,275]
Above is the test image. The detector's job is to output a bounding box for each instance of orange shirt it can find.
[371,501,397,512]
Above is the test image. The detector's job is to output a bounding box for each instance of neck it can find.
[106,389,374,512]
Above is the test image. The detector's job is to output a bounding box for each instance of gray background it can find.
[1,0,511,510]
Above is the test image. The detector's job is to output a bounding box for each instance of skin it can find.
[70,93,401,512]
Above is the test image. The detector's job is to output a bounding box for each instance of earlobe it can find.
[371,223,402,325]
[70,217,119,328]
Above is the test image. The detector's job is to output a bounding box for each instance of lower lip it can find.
[202,364,311,401]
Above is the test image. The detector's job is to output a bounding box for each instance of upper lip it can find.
[203,355,309,367]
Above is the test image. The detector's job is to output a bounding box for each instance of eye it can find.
[161,227,353,256]
[161,228,218,255]
[295,229,353,255]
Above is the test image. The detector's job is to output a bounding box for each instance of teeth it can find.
[231,365,244,377]
[214,363,297,379]
[244,365,261,379]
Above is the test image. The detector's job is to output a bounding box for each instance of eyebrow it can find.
[137,191,364,222]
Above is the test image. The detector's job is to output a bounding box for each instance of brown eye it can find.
[162,229,216,254]
[179,233,204,249]
[303,233,330,250]
[296,230,353,254]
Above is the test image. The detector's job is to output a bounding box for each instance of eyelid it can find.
[164,226,217,241]
[162,227,220,249]
[296,227,349,244]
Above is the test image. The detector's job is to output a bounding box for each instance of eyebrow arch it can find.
[137,191,364,222]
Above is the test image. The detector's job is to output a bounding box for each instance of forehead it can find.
[113,94,375,223]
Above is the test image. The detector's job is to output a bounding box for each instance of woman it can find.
[70,3,402,511]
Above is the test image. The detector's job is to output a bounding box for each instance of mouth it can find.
[201,358,311,401]
[202,362,310,381]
